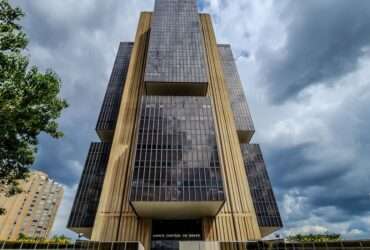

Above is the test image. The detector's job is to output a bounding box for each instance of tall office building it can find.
[0,171,63,240]
[68,0,282,248]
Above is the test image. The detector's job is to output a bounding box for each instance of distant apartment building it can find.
[0,171,63,240]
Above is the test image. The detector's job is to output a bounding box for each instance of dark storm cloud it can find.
[311,192,370,217]
[17,2,128,49]
[265,143,348,189]
[262,89,370,220]
[33,134,90,187]
[311,206,351,224]
[261,0,370,103]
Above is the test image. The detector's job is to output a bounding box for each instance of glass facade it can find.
[68,143,111,231]
[130,96,224,202]
[241,144,282,229]
[96,42,133,142]
[218,44,255,143]
[144,0,208,95]
[68,0,285,242]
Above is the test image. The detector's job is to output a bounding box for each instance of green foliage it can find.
[50,235,72,244]
[16,233,72,244]
[0,0,68,213]
[17,233,32,240]
[0,0,27,52]
[286,233,342,242]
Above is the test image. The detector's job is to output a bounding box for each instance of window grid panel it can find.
[130,96,224,202]
[67,142,111,228]
[144,0,208,84]
[218,44,255,136]
[96,42,133,134]
[241,144,283,228]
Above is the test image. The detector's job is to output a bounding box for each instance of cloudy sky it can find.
[12,0,370,239]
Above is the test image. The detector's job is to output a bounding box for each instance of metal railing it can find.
[0,241,143,250]
[1,240,369,250]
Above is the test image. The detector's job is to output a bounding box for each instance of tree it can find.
[286,233,342,242]
[0,0,68,214]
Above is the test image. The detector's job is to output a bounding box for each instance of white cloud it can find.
[347,229,364,237]
[66,160,83,179]
[286,225,329,235]
[282,189,308,219]
[51,184,77,238]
